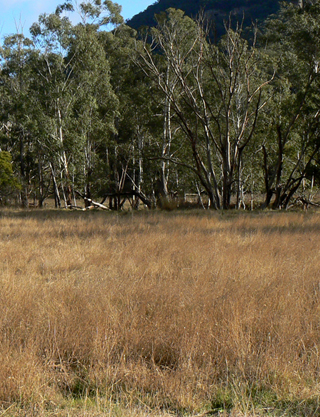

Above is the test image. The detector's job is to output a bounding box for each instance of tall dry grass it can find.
[1,209,320,415]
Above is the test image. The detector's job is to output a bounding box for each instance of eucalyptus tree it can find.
[65,4,121,205]
[30,8,79,207]
[0,34,37,206]
[0,151,21,203]
[260,0,320,208]
[136,10,208,204]
[97,23,166,209]
[138,9,274,209]
[29,0,121,207]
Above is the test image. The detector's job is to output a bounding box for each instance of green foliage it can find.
[0,0,319,209]
[0,151,21,192]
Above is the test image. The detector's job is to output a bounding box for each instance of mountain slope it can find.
[127,0,292,38]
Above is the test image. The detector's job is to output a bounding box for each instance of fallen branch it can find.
[83,197,110,210]
[297,197,320,208]
[65,205,85,210]
[75,191,110,210]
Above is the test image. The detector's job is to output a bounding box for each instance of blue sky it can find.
[0,0,154,39]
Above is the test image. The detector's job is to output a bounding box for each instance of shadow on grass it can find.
[210,384,320,416]
[1,208,320,237]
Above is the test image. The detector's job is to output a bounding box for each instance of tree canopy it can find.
[0,0,319,210]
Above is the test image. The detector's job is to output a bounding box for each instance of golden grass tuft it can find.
[1,209,320,415]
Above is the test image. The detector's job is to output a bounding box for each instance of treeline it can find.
[1,0,320,210]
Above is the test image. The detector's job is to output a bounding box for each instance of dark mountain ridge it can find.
[127,0,298,37]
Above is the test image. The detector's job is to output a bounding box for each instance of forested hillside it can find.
[128,0,286,39]
[0,0,320,210]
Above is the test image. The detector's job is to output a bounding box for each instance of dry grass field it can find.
[1,209,320,416]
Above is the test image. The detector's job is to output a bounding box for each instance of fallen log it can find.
[76,190,152,210]
[75,191,110,210]
[83,197,110,210]
[295,197,320,209]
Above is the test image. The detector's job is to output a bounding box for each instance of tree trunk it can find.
[236,148,245,209]
[272,126,284,209]
[50,163,61,208]
[38,156,45,208]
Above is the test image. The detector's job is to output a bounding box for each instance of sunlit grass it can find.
[1,209,320,416]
